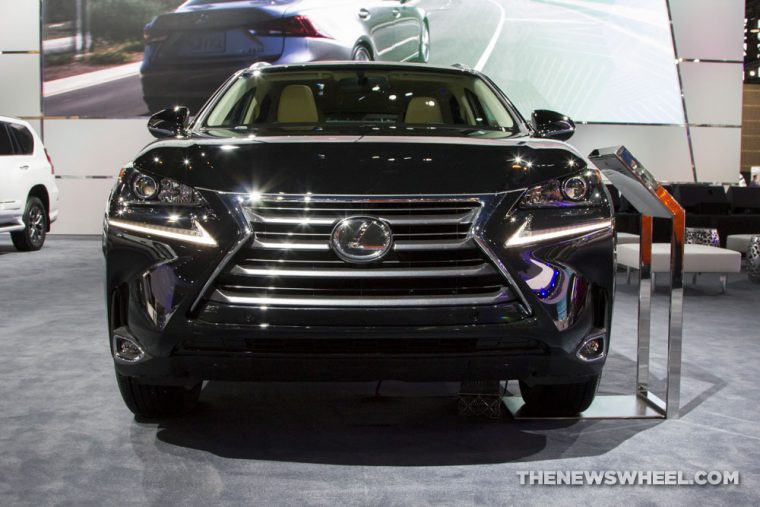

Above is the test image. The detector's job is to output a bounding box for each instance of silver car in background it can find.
[141,0,430,112]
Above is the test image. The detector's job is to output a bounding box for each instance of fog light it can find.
[577,335,605,361]
[114,335,145,362]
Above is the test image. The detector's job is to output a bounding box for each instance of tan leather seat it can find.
[277,85,319,123]
[404,97,443,124]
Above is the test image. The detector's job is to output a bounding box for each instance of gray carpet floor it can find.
[1,236,758,506]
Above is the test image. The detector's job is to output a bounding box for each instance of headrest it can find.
[404,97,443,124]
[277,85,318,123]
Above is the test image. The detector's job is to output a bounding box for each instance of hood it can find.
[133,129,587,196]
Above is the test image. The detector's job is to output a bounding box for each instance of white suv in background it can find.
[0,116,59,251]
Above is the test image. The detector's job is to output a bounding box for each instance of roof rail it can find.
[450,63,472,72]
[248,61,272,71]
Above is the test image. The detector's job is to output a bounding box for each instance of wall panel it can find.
[53,178,116,235]
[0,0,40,51]
[44,119,154,177]
[691,126,743,183]
[0,54,41,117]
[44,119,154,234]
[680,62,743,126]
[571,124,695,183]
[669,0,744,61]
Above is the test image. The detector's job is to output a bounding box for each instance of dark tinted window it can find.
[204,69,517,131]
[0,123,14,156]
[8,123,34,155]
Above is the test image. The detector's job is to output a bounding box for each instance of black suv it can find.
[104,62,615,418]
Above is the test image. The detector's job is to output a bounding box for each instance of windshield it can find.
[201,68,519,132]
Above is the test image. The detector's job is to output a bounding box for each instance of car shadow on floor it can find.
[145,378,662,466]
[0,243,17,255]
[615,271,753,297]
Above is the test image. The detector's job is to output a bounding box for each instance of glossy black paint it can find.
[532,109,576,141]
[135,129,588,195]
[104,63,615,386]
[148,107,190,138]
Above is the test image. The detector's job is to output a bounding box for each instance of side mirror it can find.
[148,107,190,138]
[531,109,575,141]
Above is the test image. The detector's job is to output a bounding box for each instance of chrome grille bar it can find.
[204,195,514,308]
[252,205,478,212]
[248,212,477,226]
[210,287,513,307]
[252,238,474,251]
[230,264,496,279]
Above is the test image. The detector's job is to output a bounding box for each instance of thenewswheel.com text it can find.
[517,471,740,486]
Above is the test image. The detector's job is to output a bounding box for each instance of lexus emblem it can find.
[331,217,393,264]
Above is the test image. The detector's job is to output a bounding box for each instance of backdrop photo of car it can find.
[43,0,429,115]
[42,0,682,124]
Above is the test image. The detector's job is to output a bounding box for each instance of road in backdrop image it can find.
[42,0,683,124]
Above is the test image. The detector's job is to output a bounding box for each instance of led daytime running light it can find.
[505,219,613,248]
[108,218,217,246]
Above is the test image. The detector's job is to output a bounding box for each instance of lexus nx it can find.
[105,62,615,418]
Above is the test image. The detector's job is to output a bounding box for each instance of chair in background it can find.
[747,236,760,283]
[686,227,721,285]
[686,227,720,247]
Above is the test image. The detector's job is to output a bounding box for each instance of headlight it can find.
[561,176,588,201]
[158,178,200,205]
[107,167,217,246]
[518,170,604,208]
[120,168,204,206]
[132,174,159,200]
[507,168,613,248]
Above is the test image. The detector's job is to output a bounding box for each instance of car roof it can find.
[251,61,478,77]
[0,115,33,128]
[0,116,41,142]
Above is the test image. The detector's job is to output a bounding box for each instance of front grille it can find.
[207,196,513,307]
[249,199,479,247]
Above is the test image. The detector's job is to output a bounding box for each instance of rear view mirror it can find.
[148,107,190,138]
[531,109,575,141]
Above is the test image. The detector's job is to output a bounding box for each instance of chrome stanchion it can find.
[637,215,653,399]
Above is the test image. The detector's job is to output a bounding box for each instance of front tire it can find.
[116,372,202,418]
[11,197,47,251]
[519,375,600,416]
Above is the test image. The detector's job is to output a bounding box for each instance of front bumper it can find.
[112,319,608,385]
[105,190,615,385]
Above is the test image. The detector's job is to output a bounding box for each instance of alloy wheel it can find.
[27,204,46,247]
